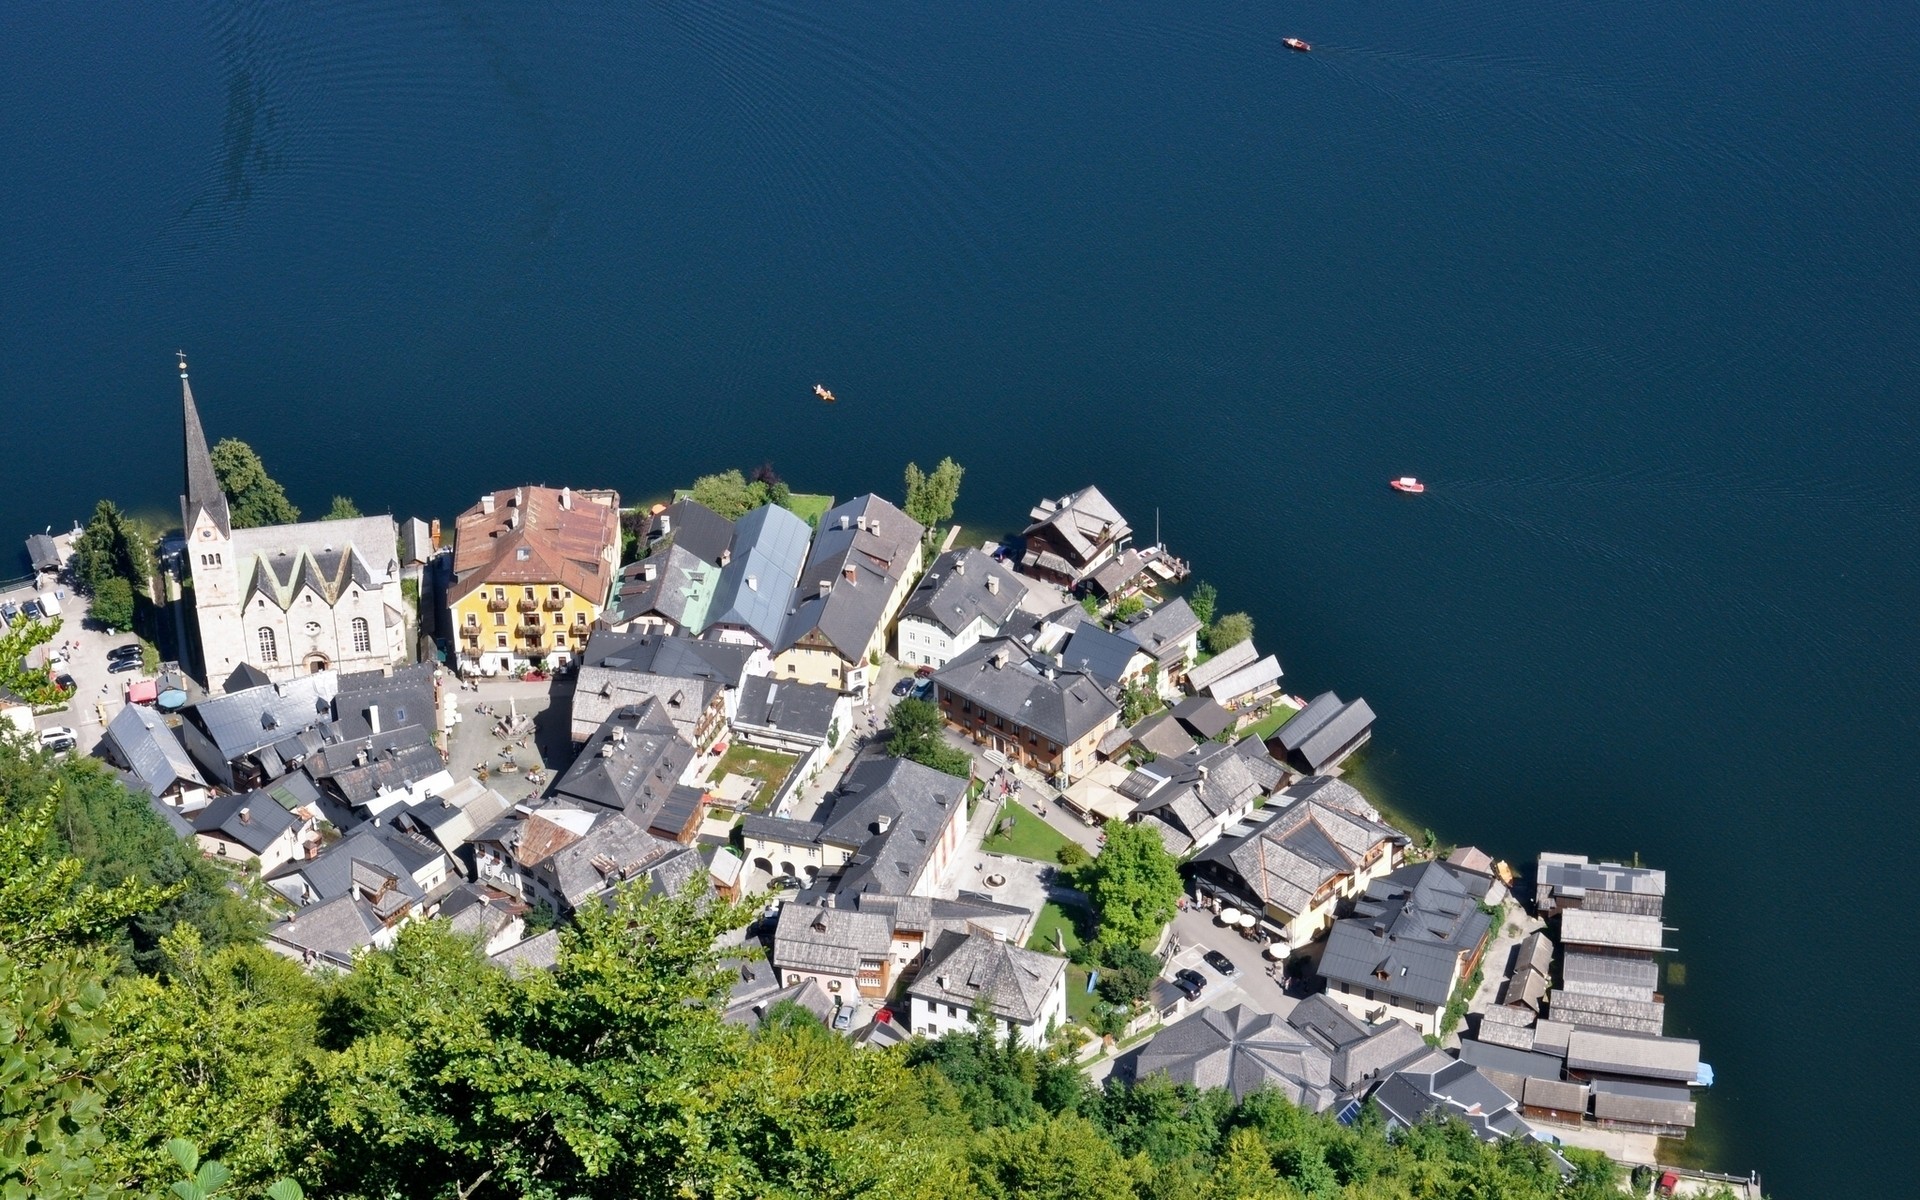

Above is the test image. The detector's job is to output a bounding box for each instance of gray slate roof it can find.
[1372,1060,1530,1145]
[646,498,735,567]
[106,704,204,798]
[1171,694,1234,740]
[1119,597,1201,665]
[1564,1028,1700,1082]
[734,676,841,744]
[396,777,512,855]
[1274,691,1376,771]
[191,787,300,854]
[1544,988,1665,1035]
[333,662,438,740]
[1589,1078,1696,1127]
[815,757,968,898]
[304,723,446,807]
[777,494,922,660]
[1205,654,1284,705]
[615,543,720,630]
[908,929,1066,1026]
[1134,1003,1335,1109]
[552,699,692,819]
[1318,861,1492,1006]
[902,547,1023,637]
[267,893,380,967]
[490,929,562,974]
[1560,949,1661,1000]
[1184,639,1258,693]
[267,821,441,906]
[573,630,750,740]
[1535,853,1666,916]
[704,503,813,645]
[934,637,1120,747]
[1285,994,1436,1091]
[1059,624,1144,690]
[1021,486,1131,570]
[1192,777,1405,919]
[187,670,341,760]
[773,901,893,976]
[528,809,687,909]
[1129,712,1199,760]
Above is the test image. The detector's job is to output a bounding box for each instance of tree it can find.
[1118,681,1161,727]
[210,439,299,528]
[886,698,973,779]
[1208,611,1254,653]
[1187,582,1217,630]
[1112,595,1146,622]
[967,1113,1142,1200]
[70,499,152,598]
[688,469,770,520]
[89,575,135,631]
[322,496,360,520]
[1078,821,1184,950]
[902,458,965,534]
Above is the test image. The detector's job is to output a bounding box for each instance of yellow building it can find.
[449,485,620,674]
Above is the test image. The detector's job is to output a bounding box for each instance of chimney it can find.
[513,487,524,508]
[658,513,672,535]
[857,515,867,532]
[238,806,251,824]
[991,647,1011,669]
[560,487,572,510]
[1044,666,1054,681]
[747,574,758,592]
[720,548,732,566]
[819,578,833,595]
[839,514,850,530]
[874,814,893,834]
[642,562,658,582]
[842,564,857,584]
[984,575,998,595]
[429,518,441,548]
[368,703,381,735]
[481,493,496,515]
[954,558,966,576]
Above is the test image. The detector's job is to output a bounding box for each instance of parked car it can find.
[0,600,17,621]
[831,1005,855,1032]
[914,665,934,679]
[1172,968,1206,1000]
[768,874,805,890]
[1202,949,1238,977]
[38,727,78,753]
[108,657,142,673]
[21,600,42,620]
[107,644,143,662]
[910,679,934,700]
[891,677,914,698]
[53,674,75,692]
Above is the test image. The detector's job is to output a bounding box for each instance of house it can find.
[472,804,691,914]
[1118,597,1202,692]
[1371,1060,1536,1148]
[1125,712,1200,761]
[1269,691,1376,774]
[741,756,968,895]
[1018,486,1132,588]
[332,662,440,741]
[610,544,722,636]
[265,893,393,969]
[1183,640,1258,697]
[1130,1003,1337,1108]
[773,495,924,695]
[1283,994,1446,1099]
[176,669,340,790]
[702,503,812,648]
[772,900,896,1003]
[175,362,410,683]
[644,498,736,567]
[723,956,837,1030]
[302,723,454,818]
[1186,776,1407,948]
[1499,930,1554,1014]
[104,703,209,809]
[1205,653,1285,710]
[731,676,848,757]
[1589,1078,1697,1136]
[897,547,1025,669]
[392,776,512,865]
[1121,740,1266,855]
[1535,853,1666,918]
[550,700,694,825]
[1317,861,1493,1036]
[907,929,1067,1049]
[447,484,622,674]
[571,630,752,746]
[932,638,1121,783]
[265,820,452,908]
[1058,623,1153,694]
[1170,694,1235,741]
[438,882,524,956]
[25,532,61,580]
[190,787,306,872]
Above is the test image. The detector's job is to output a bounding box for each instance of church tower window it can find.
[352,617,371,654]
[258,628,279,663]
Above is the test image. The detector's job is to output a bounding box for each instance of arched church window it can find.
[258,628,278,663]
[352,617,371,654]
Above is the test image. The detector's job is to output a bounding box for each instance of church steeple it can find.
[179,352,231,537]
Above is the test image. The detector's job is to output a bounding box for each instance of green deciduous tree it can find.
[902,458,964,534]
[89,575,136,631]
[967,1113,1142,1200]
[210,440,299,528]
[1112,595,1146,622]
[1207,611,1253,653]
[1079,821,1184,951]
[885,698,973,779]
[1186,582,1217,630]
[321,496,360,521]
[688,469,770,520]
[70,500,153,599]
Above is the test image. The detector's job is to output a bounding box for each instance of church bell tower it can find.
[178,353,244,678]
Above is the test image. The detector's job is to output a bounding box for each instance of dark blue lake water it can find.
[4,1,1916,1191]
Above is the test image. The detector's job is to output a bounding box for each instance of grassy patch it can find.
[1027,900,1094,957]
[1066,965,1101,1027]
[982,802,1073,862]
[1244,702,1302,742]
[782,492,834,528]
[713,743,799,793]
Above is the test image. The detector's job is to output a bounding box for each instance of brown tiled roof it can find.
[449,485,620,607]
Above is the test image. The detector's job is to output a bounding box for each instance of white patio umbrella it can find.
[1237,912,1259,929]
[1217,907,1241,925]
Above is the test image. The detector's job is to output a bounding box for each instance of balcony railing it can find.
[517,597,539,612]
[487,595,509,612]
[543,594,566,610]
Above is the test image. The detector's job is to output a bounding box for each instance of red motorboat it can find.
[1283,38,1311,53]
[1390,477,1426,494]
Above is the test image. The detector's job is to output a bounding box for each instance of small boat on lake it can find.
[814,384,836,403]
[1390,477,1425,494]
[1283,38,1311,53]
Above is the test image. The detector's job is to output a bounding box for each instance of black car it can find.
[107,644,143,662]
[53,674,75,692]
[1172,968,1206,1000]
[767,874,805,890]
[108,657,142,673]
[21,600,42,620]
[1202,949,1238,978]
[891,677,914,697]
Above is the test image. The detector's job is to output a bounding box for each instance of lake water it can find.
[3,1,1916,1192]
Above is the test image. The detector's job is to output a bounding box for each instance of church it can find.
[178,356,409,685]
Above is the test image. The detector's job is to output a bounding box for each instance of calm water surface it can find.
[4,2,1917,1193]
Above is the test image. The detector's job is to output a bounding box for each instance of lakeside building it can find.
[896,547,1024,670]
[1018,485,1133,588]
[1268,691,1376,775]
[702,503,813,650]
[448,484,621,674]
[772,495,924,696]
[177,360,409,684]
[1117,596,1203,696]
[1316,860,1493,1037]
[931,637,1122,783]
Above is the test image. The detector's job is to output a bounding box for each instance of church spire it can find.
[179,352,231,536]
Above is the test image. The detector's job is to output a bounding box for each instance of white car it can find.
[38,726,78,752]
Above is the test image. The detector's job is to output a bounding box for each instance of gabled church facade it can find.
[178,356,409,684]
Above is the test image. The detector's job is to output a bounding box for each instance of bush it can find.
[1056,842,1089,870]
[90,576,136,631]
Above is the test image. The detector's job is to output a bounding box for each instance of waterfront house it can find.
[1499,929,1554,1014]
[610,544,722,636]
[1186,777,1407,948]
[1183,639,1258,696]
[1316,860,1493,1036]
[1018,486,1133,588]
[448,485,622,674]
[644,498,736,566]
[551,699,694,826]
[1544,988,1665,1035]
[1205,653,1286,710]
[1269,691,1375,774]
[571,630,752,746]
[932,637,1122,783]
[907,929,1067,1050]
[701,503,813,649]
[1534,852,1666,918]
[175,364,409,684]
[741,756,967,894]
[1059,623,1154,694]
[773,495,923,696]
[1119,597,1202,693]
[1171,694,1235,741]
[896,547,1024,669]
[1588,1078,1698,1137]
[104,702,209,810]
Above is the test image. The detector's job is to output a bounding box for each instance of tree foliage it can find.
[1187,583,1217,630]
[1207,612,1254,654]
[210,439,300,528]
[1078,821,1184,951]
[902,458,964,534]
[885,698,972,779]
[89,576,136,631]
[687,469,770,521]
[322,496,360,521]
[70,500,153,599]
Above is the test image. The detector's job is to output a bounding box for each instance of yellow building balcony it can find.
[487,595,509,612]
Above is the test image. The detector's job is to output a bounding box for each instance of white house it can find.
[896,547,1024,670]
[907,930,1068,1049]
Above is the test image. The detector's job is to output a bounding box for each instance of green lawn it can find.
[1026,899,1094,957]
[1066,965,1100,1027]
[1244,702,1302,742]
[713,743,798,794]
[783,492,835,527]
[982,803,1073,862]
